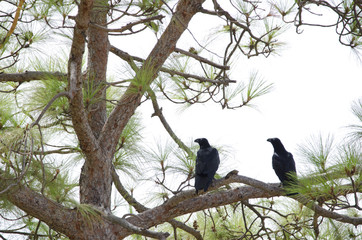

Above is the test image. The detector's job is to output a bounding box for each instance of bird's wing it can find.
[272,153,286,182]
[286,152,296,173]
[210,148,220,171]
[195,151,206,175]
[206,148,220,177]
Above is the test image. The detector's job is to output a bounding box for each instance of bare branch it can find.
[92,15,165,33]
[111,167,148,212]
[174,47,230,70]
[0,0,25,49]
[110,45,236,84]
[0,71,66,83]
[105,214,170,239]
[30,92,70,128]
[148,88,194,158]
[296,195,362,227]
[168,219,203,240]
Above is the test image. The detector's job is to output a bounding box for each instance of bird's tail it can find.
[283,179,299,196]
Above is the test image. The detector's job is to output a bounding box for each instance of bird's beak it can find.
[267,138,271,142]
[194,139,199,143]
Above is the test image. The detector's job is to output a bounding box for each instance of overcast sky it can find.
[113,11,362,185]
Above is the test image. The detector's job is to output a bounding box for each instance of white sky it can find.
[110,8,362,185]
[3,0,358,200]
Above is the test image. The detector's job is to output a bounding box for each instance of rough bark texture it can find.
[67,0,99,157]
[0,71,66,82]
[66,0,110,213]
[2,172,279,239]
[86,0,109,137]
[3,168,361,239]
[79,0,112,211]
[6,186,129,239]
[6,187,78,237]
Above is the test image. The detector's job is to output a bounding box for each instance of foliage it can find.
[0,0,361,239]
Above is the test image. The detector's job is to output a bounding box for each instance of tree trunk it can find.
[79,0,112,212]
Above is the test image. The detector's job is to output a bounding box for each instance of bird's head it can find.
[267,138,281,144]
[195,138,211,148]
[267,138,285,152]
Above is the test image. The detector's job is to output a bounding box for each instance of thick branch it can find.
[127,174,361,229]
[0,71,66,83]
[67,0,100,157]
[4,186,79,237]
[2,182,133,239]
[4,169,360,239]
[162,173,281,209]
[131,181,279,229]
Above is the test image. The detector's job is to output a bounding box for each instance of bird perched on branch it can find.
[194,138,220,194]
[267,138,298,195]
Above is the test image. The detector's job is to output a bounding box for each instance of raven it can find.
[267,138,298,194]
[194,138,220,194]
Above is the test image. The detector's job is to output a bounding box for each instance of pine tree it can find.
[0,0,361,239]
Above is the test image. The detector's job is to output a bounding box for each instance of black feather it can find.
[267,138,298,195]
[194,138,220,194]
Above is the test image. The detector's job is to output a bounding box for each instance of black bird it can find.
[194,138,220,194]
[267,138,298,194]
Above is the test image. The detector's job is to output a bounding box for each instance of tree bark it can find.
[6,185,132,239]
[86,0,109,137]
[3,167,361,239]
[79,0,112,212]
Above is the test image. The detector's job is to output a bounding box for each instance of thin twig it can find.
[30,92,70,128]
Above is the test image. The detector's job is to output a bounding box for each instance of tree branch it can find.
[148,88,194,158]
[168,219,203,240]
[4,168,360,239]
[110,45,236,85]
[127,173,362,229]
[99,0,207,158]
[92,15,165,33]
[105,214,170,239]
[1,179,135,239]
[30,92,70,128]
[111,167,148,212]
[3,185,79,238]
[174,47,230,70]
[67,0,100,157]
[0,0,25,49]
[130,180,279,229]
[296,195,362,227]
[112,167,203,239]
[0,71,66,83]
